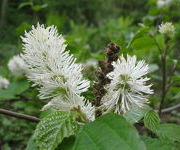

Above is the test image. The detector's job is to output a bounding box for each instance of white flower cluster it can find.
[21,24,95,121]
[0,76,9,89]
[159,22,175,35]
[157,0,173,8]
[101,55,153,114]
[8,55,27,77]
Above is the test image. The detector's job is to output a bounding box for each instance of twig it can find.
[149,34,162,53]
[0,108,40,122]
[0,0,8,27]
[162,103,180,113]
[159,54,167,115]
[159,37,170,115]
[166,61,177,93]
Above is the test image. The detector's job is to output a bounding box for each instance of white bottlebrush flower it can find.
[157,0,172,8]
[158,22,175,35]
[0,76,9,89]
[8,55,27,77]
[157,0,165,8]
[21,24,94,121]
[101,55,153,114]
[42,92,95,121]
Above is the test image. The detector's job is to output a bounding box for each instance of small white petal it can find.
[8,55,27,77]
[0,76,9,89]
[158,22,175,35]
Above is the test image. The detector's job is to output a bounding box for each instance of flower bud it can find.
[158,22,175,36]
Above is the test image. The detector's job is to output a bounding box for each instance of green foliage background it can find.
[0,0,180,149]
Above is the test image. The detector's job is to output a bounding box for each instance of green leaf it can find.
[14,22,30,36]
[72,113,146,150]
[32,4,48,12]
[172,75,180,82]
[26,137,38,150]
[172,92,180,100]
[123,106,149,124]
[144,110,160,132]
[57,136,75,150]
[10,80,29,94]
[34,111,78,150]
[0,80,29,100]
[0,89,16,99]
[46,12,65,31]
[156,124,180,142]
[131,36,155,50]
[142,136,177,150]
[127,26,149,49]
[18,2,33,9]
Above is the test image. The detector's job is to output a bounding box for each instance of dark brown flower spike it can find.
[92,42,120,117]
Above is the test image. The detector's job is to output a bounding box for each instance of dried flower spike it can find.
[92,42,120,117]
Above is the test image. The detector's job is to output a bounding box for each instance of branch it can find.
[159,36,170,115]
[162,103,180,113]
[0,108,40,122]
[0,0,8,27]
[149,34,162,53]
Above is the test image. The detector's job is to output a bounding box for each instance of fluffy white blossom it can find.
[101,55,153,114]
[42,92,95,121]
[157,0,173,8]
[21,24,95,121]
[8,55,27,77]
[0,76,9,89]
[158,22,175,35]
